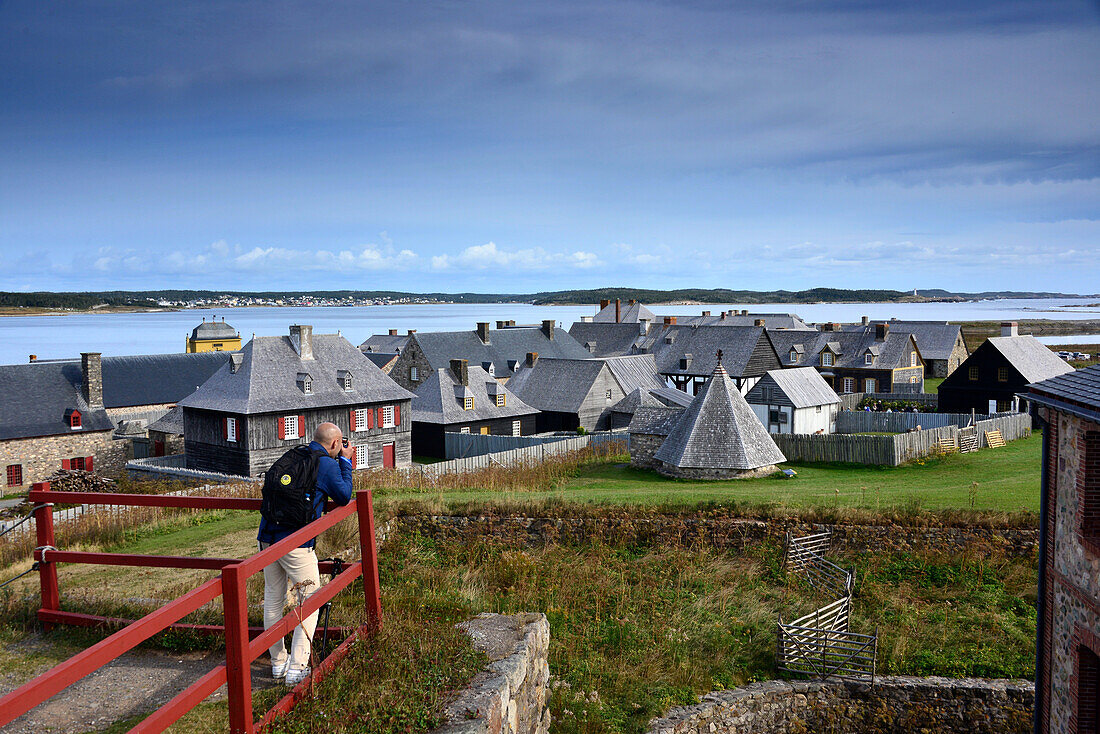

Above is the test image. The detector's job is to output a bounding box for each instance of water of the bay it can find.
[2,298,1098,365]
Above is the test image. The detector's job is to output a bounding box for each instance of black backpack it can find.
[261,445,326,530]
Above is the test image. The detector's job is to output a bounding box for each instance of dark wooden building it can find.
[409,360,538,458]
[645,324,782,396]
[178,325,414,476]
[938,323,1073,414]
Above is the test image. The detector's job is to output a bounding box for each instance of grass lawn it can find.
[925,377,943,394]
[379,431,1041,514]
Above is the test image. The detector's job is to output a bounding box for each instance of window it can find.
[460,426,470,434]
[1078,645,1100,734]
[815,405,822,413]
[354,444,368,468]
[842,377,855,393]
[352,408,368,432]
[997,367,1008,382]
[464,396,474,410]
[381,405,396,428]
[69,410,82,429]
[910,352,917,367]
[410,366,419,382]
[822,352,834,367]
[512,420,521,436]
[339,372,353,391]
[769,409,780,423]
[226,417,238,442]
[864,354,873,365]
[605,390,613,400]
[969,366,979,381]
[281,415,302,440]
[6,465,23,487]
[864,378,876,393]
[68,456,86,471]
[789,349,799,363]
[480,426,489,435]
[297,373,313,394]
[495,393,506,407]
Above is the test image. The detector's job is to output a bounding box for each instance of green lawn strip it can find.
[379,432,1040,514]
[924,377,943,394]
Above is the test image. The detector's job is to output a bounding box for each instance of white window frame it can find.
[226,417,238,442]
[283,414,302,440]
[495,393,506,407]
[910,352,917,367]
[354,444,368,468]
[464,396,474,411]
[843,377,855,394]
[865,353,873,365]
[381,405,396,428]
[460,426,470,434]
[302,378,312,394]
[864,378,876,393]
[512,420,521,436]
[790,350,798,363]
[340,374,353,392]
[410,366,419,382]
[352,408,368,432]
[822,352,834,367]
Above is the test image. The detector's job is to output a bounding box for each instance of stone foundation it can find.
[0,431,129,492]
[655,461,778,480]
[432,613,550,734]
[646,677,1034,734]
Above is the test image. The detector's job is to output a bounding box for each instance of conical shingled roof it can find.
[654,361,785,471]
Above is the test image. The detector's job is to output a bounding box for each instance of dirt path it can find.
[0,637,280,733]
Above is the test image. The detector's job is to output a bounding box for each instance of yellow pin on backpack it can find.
[279,474,292,486]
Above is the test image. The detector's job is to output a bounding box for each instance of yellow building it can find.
[186,317,241,353]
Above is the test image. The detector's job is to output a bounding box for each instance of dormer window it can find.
[68,409,82,430]
[790,350,799,363]
[865,353,873,365]
[464,396,474,411]
[822,352,834,367]
[495,393,506,407]
[297,372,313,394]
[338,370,352,391]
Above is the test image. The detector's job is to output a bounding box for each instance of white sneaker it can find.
[271,661,288,679]
[285,667,311,687]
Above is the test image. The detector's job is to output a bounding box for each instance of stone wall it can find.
[388,513,1039,558]
[432,613,550,734]
[655,462,778,481]
[0,430,129,491]
[630,433,664,469]
[646,677,1034,734]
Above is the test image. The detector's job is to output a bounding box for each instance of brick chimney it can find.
[407,329,416,335]
[861,316,869,326]
[81,352,103,409]
[1001,322,1019,337]
[526,352,539,367]
[741,309,749,316]
[542,320,555,340]
[754,319,765,327]
[476,322,491,344]
[615,299,621,323]
[663,316,677,326]
[28,354,37,362]
[289,325,313,359]
[875,323,889,341]
[600,299,610,311]
[702,311,711,317]
[496,320,506,329]
[450,358,469,386]
[388,328,398,336]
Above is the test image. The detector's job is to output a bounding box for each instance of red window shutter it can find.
[350,447,357,469]
[367,408,374,429]
[222,418,228,440]
[394,404,401,426]
[298,415,305,439]
[350,409,357,432]
[278,417,285,440]
[235,419,242,441]
[62,459,70,470]
[376,407,382,427]
[85,456,93,472]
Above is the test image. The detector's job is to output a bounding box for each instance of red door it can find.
[382,443,395,468]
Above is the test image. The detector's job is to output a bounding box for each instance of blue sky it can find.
[1,0,1098,294]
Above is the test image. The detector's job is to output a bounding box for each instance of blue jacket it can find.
[258,441,354,549]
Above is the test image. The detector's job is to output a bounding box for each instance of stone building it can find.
[178,325,415,476]
[629,357,786,480]
[1026,364,1100,733]
[186,316,241,353]
[840,318,968,377]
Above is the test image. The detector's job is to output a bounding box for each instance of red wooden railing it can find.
[0,481,382,734]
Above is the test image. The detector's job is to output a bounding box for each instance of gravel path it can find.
[1,638,281,733]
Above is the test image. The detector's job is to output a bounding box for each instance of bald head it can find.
[314,422,343,457]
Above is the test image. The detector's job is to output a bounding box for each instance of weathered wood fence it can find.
[444,429,627,459]
[778,530,877,683]
[835,410,1016,434]
[414,432,628,479]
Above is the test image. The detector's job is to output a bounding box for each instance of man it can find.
[258,421,354,686]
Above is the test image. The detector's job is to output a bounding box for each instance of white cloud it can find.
[429,241,603,271]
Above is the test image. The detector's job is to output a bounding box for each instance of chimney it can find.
[615,299,621,323]
[476,322,491,344]
[754,319,765,327]
[496,320,506,329]
[28,355,36,362]
[407,329,416,335]
[718,312,726,321]
[81,352,103,409]
[741,309,748,316]
[1001,322,1019,337]
[388,328,398,336]
[702,310,711,317]
[542,320,555,340]
[861,316,869,326]
[663,316,677,326]
[875,323,889,341]
[289,325,313,359]
[599,299,610,311]
[526,352,539,367]
[230,353,243,374]
[450,358,469,386]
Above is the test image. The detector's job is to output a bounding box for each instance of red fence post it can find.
[32,482,60,632]
[222,564,254,734]
[355,489,382,633]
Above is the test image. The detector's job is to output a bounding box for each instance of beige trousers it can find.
[259,543,321,670]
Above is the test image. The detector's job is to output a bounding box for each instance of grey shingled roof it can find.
[746,368,840,408]
[359,333,410,354]
[102,352,231,407]
[567,322,646,357]
[505,358,610,412]
[411,365,538,425]
[190,320,239,340]
[628,405,686,436]
[593,301,656,323]
[603,354,666,394]
[1025,365,1100,422]
[413,326,592,379]
[178,332,414,414]
[648,326,776,377]
[612,386,694,415]
[363,352,398,370]
[839,321,962,361]
[767,328,919,370]
[672,312,811,330]
[0,362,115,439]
[654,363,786,470]
[148,406,185,435]
[985,336,1074,384]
